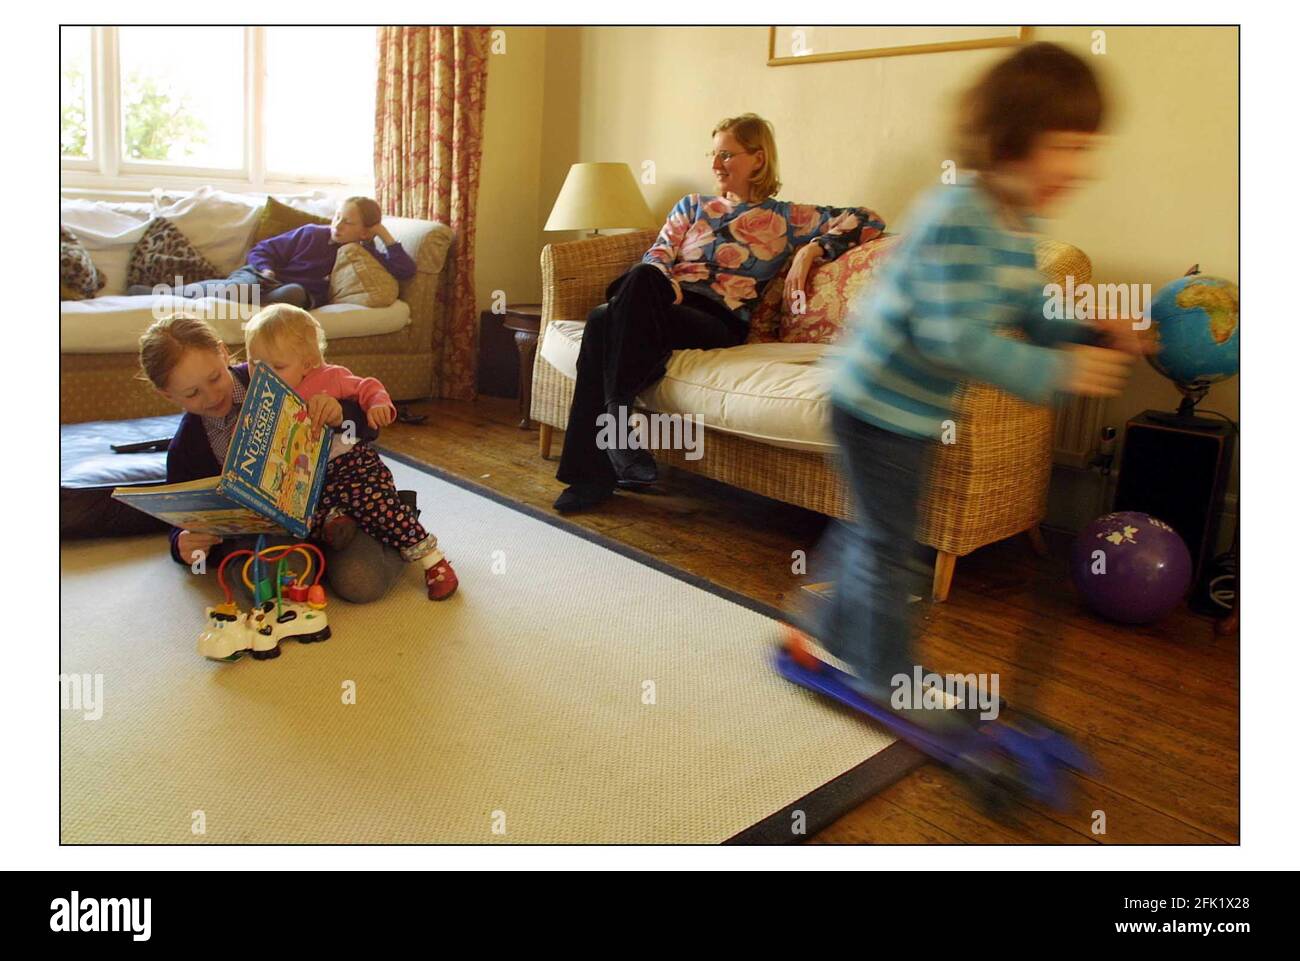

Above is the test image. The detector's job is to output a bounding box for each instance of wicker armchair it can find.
[531,230,1091,600]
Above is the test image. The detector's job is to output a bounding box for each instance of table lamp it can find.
[544,162,656,235]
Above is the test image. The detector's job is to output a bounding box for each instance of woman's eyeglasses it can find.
[706,149,752,163]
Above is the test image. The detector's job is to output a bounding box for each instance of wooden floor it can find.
[382,395,1240,845]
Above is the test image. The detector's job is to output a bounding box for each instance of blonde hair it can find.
[137,314,228,390]
[712,113,781,201]
[243,303,326,367]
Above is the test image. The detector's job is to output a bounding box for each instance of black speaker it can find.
[1112,410,1236,583]
[477,310,519,398]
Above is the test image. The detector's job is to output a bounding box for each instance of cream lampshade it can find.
[544,162,656,234]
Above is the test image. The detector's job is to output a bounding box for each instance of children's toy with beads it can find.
[197,538,331,661]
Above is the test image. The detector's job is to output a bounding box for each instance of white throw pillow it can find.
[153,186,263,276]
[274,189,342,219]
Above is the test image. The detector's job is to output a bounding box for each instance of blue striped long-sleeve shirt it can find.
[830,181,1101,440]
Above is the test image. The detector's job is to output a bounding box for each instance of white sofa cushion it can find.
[152,187,263,276]
[539,319,838,452]
[61,295,412,354]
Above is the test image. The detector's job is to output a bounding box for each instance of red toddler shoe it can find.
[425,558,459,600]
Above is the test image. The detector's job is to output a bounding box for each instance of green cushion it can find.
[251,197,330,246]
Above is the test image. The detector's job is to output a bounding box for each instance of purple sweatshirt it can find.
[246,224,417,306]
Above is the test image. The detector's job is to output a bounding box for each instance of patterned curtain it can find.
[374,26,491,400]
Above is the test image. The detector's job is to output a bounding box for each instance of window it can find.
[61,26,378,190]
[265,27,377,182]
[117,26,245,170]
[60,26,93,160]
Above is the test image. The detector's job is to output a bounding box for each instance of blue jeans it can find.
[140,266,311,309]
[814,404,931,696]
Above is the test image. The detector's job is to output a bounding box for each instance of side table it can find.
[501,304,543,429]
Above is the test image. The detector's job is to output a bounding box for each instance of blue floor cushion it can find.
[61,415,181,538]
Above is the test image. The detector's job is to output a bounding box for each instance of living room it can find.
[41,16,1275,888]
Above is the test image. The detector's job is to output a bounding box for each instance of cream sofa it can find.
[60,186,455,423]
[531,229,1093,600]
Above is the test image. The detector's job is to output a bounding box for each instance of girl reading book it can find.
[137,313,407,603]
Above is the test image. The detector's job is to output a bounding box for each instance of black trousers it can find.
[556,263,746,487]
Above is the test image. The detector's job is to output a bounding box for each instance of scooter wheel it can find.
[782,625,822,671]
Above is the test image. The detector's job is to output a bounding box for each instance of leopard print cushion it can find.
[126,217,219,291]
[60,227,105,301]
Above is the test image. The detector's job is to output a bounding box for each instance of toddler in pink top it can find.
[243,303,458,600]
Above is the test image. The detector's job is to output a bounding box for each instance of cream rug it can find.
[60,454,915,844]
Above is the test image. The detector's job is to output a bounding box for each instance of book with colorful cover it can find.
[111,364,332,538]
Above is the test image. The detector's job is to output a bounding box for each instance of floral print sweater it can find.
[641,193,886,322]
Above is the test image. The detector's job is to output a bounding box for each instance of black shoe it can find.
[603,401,658,485]
[608,448,658,486]
[553,483,614,514]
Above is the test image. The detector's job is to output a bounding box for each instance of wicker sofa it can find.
[60,191,455,424]
[530,228,1092,600]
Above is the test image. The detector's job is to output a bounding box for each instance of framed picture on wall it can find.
[767,26,1029,66]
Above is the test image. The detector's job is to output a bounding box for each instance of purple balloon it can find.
[1070,512,1194,624]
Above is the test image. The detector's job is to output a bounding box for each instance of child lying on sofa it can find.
[131,196,417,309]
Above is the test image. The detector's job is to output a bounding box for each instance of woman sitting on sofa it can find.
[553,113,886,513]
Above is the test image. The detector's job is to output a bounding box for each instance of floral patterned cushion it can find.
[745,269,784,344]
[60,227,105,301]
[777,234,903,344]
[127,218,219,290]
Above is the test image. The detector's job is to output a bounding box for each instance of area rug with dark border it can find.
[59,448,921,844]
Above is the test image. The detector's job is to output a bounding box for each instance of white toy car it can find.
[198,598,331,661]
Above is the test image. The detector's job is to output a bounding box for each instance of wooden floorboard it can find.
[381,396,1240,845]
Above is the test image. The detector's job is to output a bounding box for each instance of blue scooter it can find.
[774,627,1097,812]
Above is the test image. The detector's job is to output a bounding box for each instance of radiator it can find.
[1052,393,1107,469]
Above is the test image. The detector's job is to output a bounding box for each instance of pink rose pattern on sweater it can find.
[640,193,885,320]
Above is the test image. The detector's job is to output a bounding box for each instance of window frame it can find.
[58,25,98,169]
[60,26,374,194]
